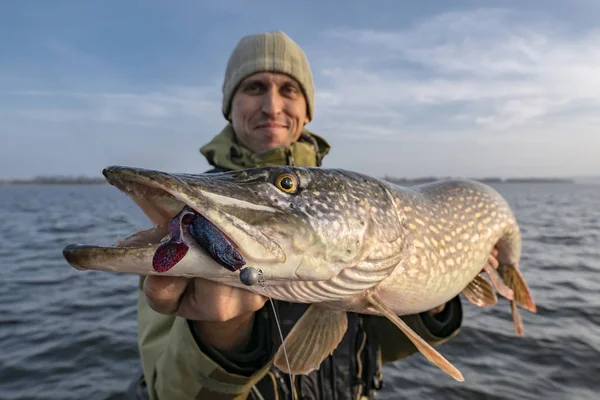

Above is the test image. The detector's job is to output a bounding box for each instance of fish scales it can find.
[64,166,523,312]
[63,165,535,382]
[374,179,521,314]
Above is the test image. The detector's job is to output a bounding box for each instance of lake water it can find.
[1,182,599,399]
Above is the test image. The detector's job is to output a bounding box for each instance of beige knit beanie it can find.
[222,31,315,122]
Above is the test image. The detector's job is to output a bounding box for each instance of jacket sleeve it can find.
[136,278,273,400]
[363,296,463,363]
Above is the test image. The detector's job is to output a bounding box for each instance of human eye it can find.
[281,84,299,97]
[242,81,264,95]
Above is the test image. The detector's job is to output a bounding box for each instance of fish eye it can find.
[275,173,298,193]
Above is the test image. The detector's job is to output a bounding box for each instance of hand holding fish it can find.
[143,275,267,351]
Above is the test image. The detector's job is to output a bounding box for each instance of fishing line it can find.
[257,269,296,400]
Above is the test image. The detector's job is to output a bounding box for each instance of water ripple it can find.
[0,183,598,399]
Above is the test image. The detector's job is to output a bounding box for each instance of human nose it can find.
[261,88,284,116]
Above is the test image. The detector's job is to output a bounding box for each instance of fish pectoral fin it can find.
[273,304,348,375]
[366,293,464,382]
[462,274,498,307]
[483,263,514,301]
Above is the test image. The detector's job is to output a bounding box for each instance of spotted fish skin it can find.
[246,169,522,316]
[64,165,529,318]
[374,179,521,314]
[62,165,535,382]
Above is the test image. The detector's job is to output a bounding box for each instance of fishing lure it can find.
[152,206,245,273]
[187,211,246,272]
[152,208,190,272]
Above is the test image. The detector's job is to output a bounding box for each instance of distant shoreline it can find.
[0,176,576,186]
[383,176,575,185]
[0,178,107,185]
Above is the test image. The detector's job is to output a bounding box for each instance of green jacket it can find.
[136,125,462,399]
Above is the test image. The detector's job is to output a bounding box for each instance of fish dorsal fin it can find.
[462,274,498,307]
[273,305,348,375]
[366,293,464,382]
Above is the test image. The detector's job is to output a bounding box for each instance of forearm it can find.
[192,313,256,353]
[189,307,274,377]
[137,288,272,400]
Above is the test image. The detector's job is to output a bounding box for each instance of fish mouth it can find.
[63,166,286,271]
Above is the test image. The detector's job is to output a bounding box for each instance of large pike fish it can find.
[62,165,536,382]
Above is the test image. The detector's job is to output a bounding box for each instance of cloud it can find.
[309,9,600,142]
[1,6,599,179]
[1,87,222,128]
[0,85,226,179]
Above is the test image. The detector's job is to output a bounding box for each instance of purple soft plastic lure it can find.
[188,211,246,272]
[152,206,246,273]
[152,208,191,272]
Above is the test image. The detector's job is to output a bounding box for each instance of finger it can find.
[178,278,267,321]
[184,279,267,321]
[491,246,499,258]
[427,304,446,316]
[487,254,499,270]
[143,275,190,315]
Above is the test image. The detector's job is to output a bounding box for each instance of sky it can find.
[1,0,599,179]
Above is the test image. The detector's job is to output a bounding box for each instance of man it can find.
[130,31,501,400]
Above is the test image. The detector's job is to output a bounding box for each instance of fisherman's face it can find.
[230,72,310,154]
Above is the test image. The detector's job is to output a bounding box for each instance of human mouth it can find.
[256,122,287,132]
